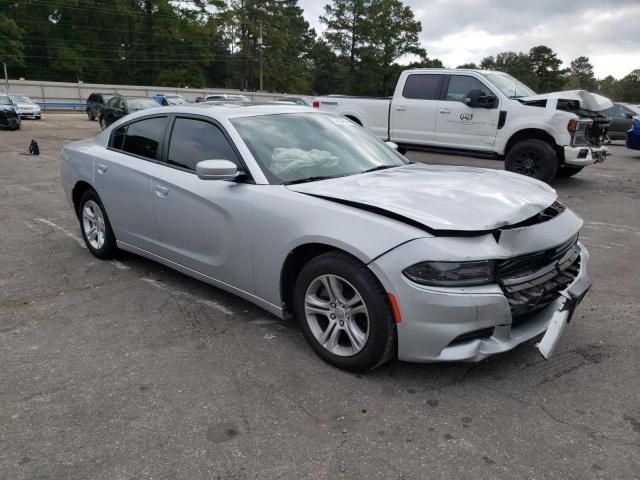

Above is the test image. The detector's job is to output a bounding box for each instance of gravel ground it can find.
[1,113,639,479]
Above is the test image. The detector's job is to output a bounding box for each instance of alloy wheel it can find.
[82,200,106,249]
[304,274,370,357]
[514,150,541,177]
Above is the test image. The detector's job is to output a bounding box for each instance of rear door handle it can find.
[439,108,451,114]
[395,106,407,111]
[155,185,169,198]
[96,164,107,174]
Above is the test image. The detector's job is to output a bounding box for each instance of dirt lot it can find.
[1,114,639,479]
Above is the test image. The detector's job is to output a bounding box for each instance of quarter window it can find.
[110,125,127,150]
[402,74,442,100]
[167,118,239,171]
[445,76,492,102]
[121,117,167,160]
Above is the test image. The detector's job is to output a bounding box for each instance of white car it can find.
[60,104,592,371]
[314,69,611,182]
[9,94,41,119]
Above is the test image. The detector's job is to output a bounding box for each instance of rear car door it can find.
[94,116,169,252]
[434,74,500,151]
[604,104,634,139]
[150,115,255,292]
[389,73,442,145]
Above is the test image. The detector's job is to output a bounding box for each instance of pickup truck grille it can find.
[497,237,581,319]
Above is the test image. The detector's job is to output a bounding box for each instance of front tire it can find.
[292,251,396,371]
[505,139,558,183]
[556,165,584,177]
[78,190,117,259]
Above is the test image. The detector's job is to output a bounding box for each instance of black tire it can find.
[292,251,396,371]
[505,139,558,183]
[556,165,584,177]
[77,189,118,259]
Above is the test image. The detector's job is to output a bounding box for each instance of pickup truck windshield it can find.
[231,113,407,184]
[483,73,536,99]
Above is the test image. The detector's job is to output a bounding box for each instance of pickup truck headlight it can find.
[568,118,592,146]
[403,260,496,287]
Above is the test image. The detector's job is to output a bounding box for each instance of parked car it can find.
[277,96,312,106]
[602,102,640,141]
[314,68,612,182]
[153,93,188,106]
[61,104,591,371]
[204,93,250,102]
[9,94,41,119]
[98,96,160,130]
[86,93,116,121]
[0,93,21,130]
[625,118,640,151]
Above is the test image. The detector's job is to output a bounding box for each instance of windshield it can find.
[483,72,536,99]
[167,96,188,105]
[127,98,160,110]
[231,113,408,184]
[10,95,32,103]
[0,96,12,105]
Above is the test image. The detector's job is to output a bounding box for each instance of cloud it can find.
[298,0,640,79]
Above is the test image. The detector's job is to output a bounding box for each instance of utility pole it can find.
[3,63,8,91]
[258,21,263,92]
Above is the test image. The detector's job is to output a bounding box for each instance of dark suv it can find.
[0,94,21,130]
[86,93,116,121]
[602,103,640,141]
[98,95,160,130]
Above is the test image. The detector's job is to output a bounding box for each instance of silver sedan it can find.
[60,104,591,371]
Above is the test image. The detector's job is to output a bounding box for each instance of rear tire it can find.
[556,165,584,177]
[292,251,396,371]
[505,139,558,183]
[78,189,118,259]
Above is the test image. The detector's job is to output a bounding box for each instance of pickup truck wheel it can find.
[505,139,558,183]
[293,251,396,372]
[557,166,584,177]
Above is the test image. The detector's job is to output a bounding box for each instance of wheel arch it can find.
[342,114,363,126]
[72,180,95,217]
[504,128,560,157]
[280,243,373,319]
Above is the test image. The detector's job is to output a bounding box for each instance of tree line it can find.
[1,0,638,102]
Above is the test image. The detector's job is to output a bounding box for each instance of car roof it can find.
[118,103,321,122]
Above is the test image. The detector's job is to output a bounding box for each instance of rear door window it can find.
[167,117,239,171]
[121,117,167,160]
[402,74,442,100]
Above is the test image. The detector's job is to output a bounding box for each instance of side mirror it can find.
[385,141,399,151]
[196,159,239,180]
[465,89,497,109]
[625,112,634,119]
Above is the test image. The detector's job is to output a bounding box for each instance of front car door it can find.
[604,104,635,139]
[94,115,169,252]
[389,73,443,145]
[434,74,500,151]
[150,115,255,293]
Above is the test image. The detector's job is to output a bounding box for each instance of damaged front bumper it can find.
[564,145,608,166]
[369,210,591,363]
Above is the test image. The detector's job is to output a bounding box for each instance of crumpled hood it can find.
[287,163,557,232]
[521,90,613,111]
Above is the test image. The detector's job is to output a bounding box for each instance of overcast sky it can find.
[298,0,640,79]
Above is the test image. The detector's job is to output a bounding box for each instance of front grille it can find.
[497,238,581,319]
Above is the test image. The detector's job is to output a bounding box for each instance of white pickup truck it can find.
[313,69,611,182]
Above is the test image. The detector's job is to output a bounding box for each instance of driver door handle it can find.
[395,106,407,111]
[155,185,169,198]
[439,108,451,114]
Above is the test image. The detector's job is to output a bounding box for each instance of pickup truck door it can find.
[434,74,500,151]
[389,73,443,145]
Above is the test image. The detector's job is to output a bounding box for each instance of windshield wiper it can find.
[284,175,339,185]
[360,164,400,174]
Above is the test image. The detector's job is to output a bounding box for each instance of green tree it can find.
[457,63,478,69]
[528,45,565,92]
[566,56,596,90]
[0,5,24,66]
[361,0,424,95]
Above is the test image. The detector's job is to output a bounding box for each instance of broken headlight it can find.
[403,260,496,287]
[568,118,592,146]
